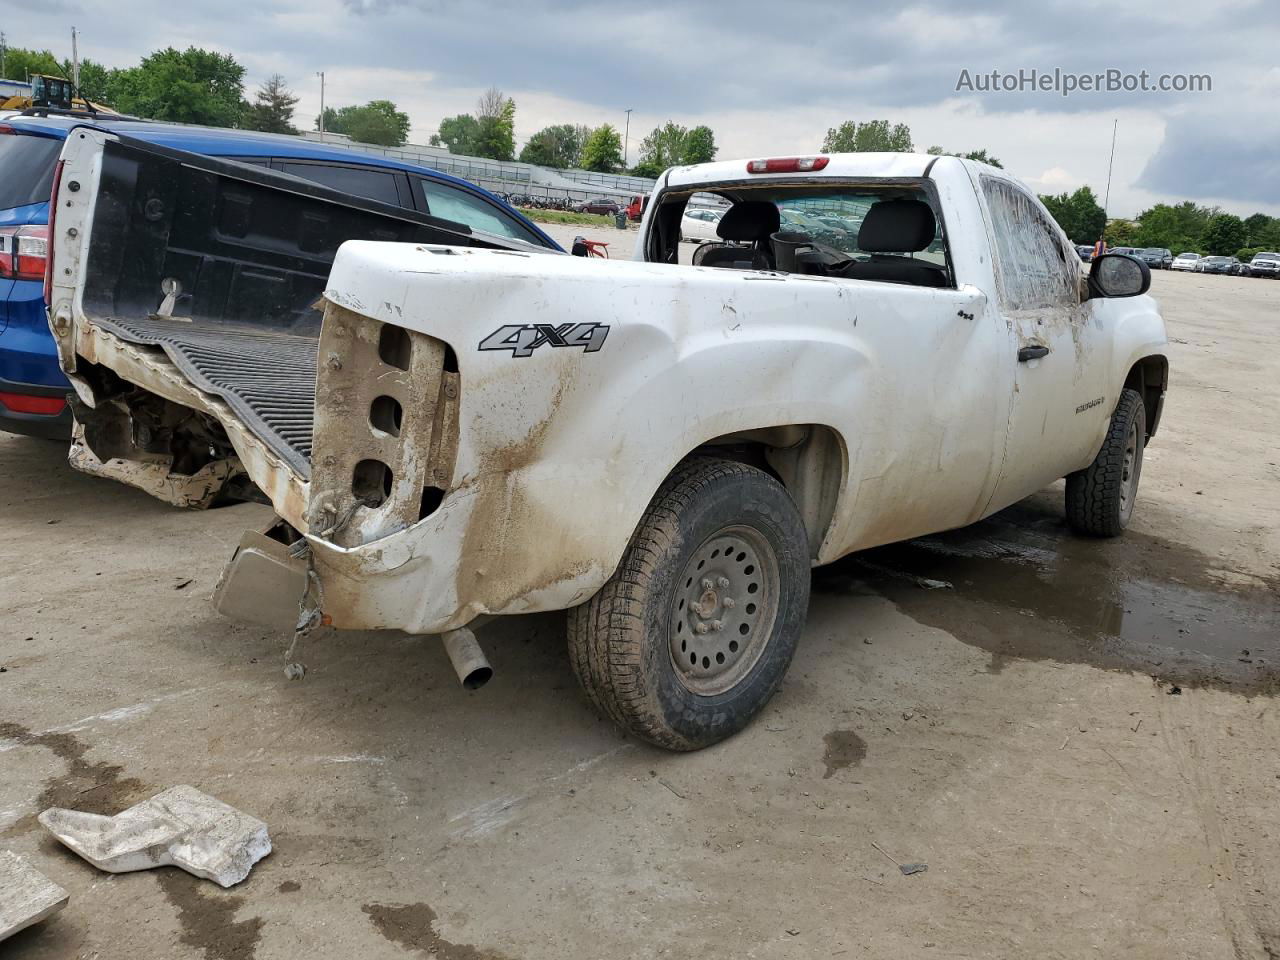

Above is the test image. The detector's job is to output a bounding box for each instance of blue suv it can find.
[0,113,559,438]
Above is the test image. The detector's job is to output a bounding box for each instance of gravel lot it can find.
[2,269,1278,959]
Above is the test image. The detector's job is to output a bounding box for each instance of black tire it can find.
[1065,388,1146,537]
[567,458,811,751]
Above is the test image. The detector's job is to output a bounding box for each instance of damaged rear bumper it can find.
[69,299,604,636]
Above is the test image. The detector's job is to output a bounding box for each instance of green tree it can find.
[580,124,623,173]
[822,120,913,153]
[639,121,690,169]
[519,123,590,167]
[1242,213,1280,249]
[637,121,719,171]
[110,47,245,127]
[1039,192,1076,239]
[1105,219,1138,246]
[1067,186,1106,244]
[628,158,665,179]
[242,74,298,134]
[2,47,63,82]
[927,145,1003,168]
[345,100,411,146]
[1040,187,1105,244]
[430,114,480,153]
[683,125,717,164]
[471,87,516,160]
[1131,201,1215,253]
[66,59,114,105]
[1200,213,1247,256]
[317,101,410,145]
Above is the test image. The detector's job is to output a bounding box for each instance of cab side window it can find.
[416,179,539,243]
[981,177,1079,312]
[277,161,402,207]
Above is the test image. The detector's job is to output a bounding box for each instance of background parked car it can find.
[1249,252,1280,278]
[679,207,722,243]
[0,112,559,439]
[1170,252,1201,271]
[575,198,622,215]
[1195,256,1240,275]
[1076,244,1095,262]
[1137,248,1173,269]
[626,194,648,221]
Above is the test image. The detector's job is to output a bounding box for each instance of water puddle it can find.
[815,499,1279,692]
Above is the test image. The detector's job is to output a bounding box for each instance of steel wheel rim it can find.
[1119,417,1142,522]
[669,525,780,696]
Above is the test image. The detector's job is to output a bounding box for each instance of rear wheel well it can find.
[1124,355,1168,441]
[692,424,845,560]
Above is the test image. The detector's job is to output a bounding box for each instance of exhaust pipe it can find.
[441,627,492,689]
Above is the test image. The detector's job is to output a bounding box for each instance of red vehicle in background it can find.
[626,194,648,222]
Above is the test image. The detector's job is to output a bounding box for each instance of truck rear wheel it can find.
[567,458,810,751]
[1065,388,1146,537]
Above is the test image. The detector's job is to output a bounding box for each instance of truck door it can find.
[976,175,1110,514]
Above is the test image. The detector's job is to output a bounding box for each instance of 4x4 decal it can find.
[478,322,609,358]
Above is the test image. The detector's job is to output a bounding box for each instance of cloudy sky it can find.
[18,0,1280,217]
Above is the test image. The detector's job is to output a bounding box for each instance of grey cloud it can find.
[1139,112,1280,208]
[313,0,1273,116]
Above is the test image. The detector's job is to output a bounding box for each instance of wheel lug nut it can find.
[711,620,724,632]
[717,577,730,588]
[701,578,714,590]
[695,623,709,635]
[722,597,735,609]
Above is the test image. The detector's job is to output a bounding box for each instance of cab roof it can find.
[662,152,958,190]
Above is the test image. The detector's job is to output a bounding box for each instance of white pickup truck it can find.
[48,131,1168,750]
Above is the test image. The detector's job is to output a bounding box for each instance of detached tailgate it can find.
[51,129,545,482]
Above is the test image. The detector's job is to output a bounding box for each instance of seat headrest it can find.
[857,199,937,253]
[716,201,781,242]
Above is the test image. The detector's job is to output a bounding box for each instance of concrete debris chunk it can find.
[0,850,69,942]
[38,785,270,888]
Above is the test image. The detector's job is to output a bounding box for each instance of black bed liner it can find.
[94,315,319,478]
[76,134,552,479]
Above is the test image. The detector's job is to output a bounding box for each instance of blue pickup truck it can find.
[0,113,558,438]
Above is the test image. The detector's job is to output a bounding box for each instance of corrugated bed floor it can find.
[92,316,318,478]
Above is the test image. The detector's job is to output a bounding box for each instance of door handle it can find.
[1017,345,1050,362]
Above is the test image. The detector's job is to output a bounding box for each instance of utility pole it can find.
[623,108,632,167]
[1,33,7,80]
[71,27,80,89]
[316,71,326,140]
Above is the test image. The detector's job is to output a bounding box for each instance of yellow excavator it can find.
[0,74,116,114]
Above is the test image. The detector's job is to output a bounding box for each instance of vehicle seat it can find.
[695,201,781,270]
[840,199,947,287]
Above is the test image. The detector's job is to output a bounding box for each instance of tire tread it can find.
[1065,388,1144,537]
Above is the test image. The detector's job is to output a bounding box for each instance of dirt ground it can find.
[2,268,1278,960]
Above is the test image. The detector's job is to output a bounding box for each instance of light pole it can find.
[623,108,632,167]
[316,71,326,140]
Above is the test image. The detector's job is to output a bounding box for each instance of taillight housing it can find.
[746,156,830,174]
[0,225,50,281]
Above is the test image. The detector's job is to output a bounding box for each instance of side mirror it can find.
[1089,253,1150,298]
